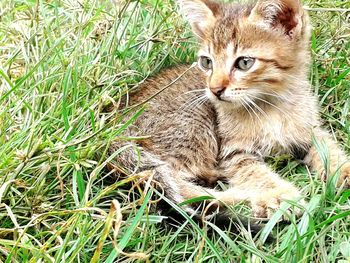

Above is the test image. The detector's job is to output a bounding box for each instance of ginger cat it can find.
[110,0,350,219]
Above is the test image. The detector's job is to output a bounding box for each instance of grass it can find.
[0,0,349,262]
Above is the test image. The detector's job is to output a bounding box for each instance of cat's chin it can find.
[209,96,246,110]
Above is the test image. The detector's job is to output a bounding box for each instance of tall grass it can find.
[0,0,349,262]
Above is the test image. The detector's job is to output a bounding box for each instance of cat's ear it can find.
[178,0,221,39]
[249,0,303,39]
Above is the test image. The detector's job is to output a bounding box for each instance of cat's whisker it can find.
[239,97,254,120]
[192,95,208,108]
[175,91,202,102]
[245,96,269,119]
[193,94,209,108]
[252,93,307,122]
[185,96,209,115]
[250,90,287,101]
[184,89,206,95]
[240,98,259,134]
[180,93,208,112]
[242,97,264,126]
[180,99,202,112]
[197,96,209,108]
[181,93,206,107]
[250,94,290,117]
[252,91,294,106]
[252,88,296,101]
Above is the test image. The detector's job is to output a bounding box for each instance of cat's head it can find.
[179,0,310,107]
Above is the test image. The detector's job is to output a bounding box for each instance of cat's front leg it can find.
[219,154,305,219]
[304,127,350,187]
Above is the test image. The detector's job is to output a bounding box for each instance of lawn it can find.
[0,0,349,262]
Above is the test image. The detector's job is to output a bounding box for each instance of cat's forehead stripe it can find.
[209,3,254,54]
[211,18,237,53]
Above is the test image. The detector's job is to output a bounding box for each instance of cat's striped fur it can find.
[110,0,350,219]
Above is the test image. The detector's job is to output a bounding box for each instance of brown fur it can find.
[109,0,350,218]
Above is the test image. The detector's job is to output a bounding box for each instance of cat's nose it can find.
[210,86,227,98]
[209,73,229,98]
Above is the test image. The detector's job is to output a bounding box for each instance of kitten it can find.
[110,0,350,219]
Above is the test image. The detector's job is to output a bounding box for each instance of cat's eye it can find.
[198,56,213,71]
[235,57,255,71]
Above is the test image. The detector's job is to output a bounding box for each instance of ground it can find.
[0,0,349,262]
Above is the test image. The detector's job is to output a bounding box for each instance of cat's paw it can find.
[250,185,306,220]
[339,162,350,188]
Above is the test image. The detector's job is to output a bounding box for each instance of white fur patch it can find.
[224,42,236,73]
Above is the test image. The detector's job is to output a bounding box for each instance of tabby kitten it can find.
[110,0,350,219]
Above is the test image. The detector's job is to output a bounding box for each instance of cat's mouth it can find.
[207,87,251,103]
[206,87,276,112]
[220,91,248,102]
